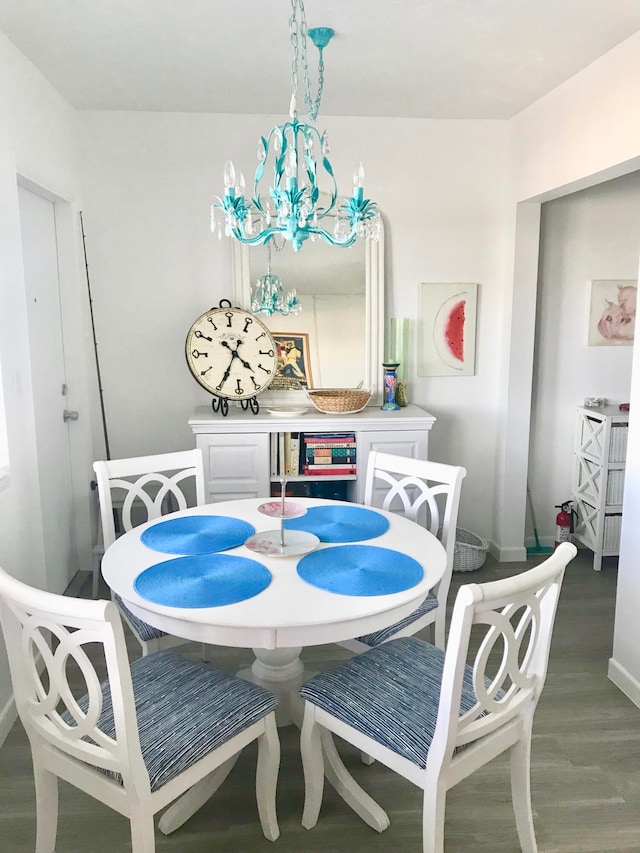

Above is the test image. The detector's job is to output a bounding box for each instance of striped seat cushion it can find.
[114,594,167,642]
[300,636,480,769]
[63,652,277,791]
[355,592,438,646]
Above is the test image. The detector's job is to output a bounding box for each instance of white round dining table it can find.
[101,496,446,727]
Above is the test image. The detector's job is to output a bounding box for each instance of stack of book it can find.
[303,433,357,476]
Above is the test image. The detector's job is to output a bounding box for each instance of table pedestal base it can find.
[238,647,314,727]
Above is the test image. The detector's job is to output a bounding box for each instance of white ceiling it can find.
[1,0,640,119]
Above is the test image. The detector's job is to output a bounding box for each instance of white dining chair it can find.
[0,565,280,852]
[339,451,466,653]
[299,542,577,853]
[92,448,206,656]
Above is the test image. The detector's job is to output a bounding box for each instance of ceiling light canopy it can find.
[211,0,380,252]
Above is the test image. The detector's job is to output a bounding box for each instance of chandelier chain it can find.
[289,0,323,121]
[290,0,300,100]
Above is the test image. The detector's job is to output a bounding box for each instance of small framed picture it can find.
[270,333,314,390]
[588,279,637,346]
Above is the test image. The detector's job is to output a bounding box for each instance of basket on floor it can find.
[307,388,371,414]
[452,528,488,572]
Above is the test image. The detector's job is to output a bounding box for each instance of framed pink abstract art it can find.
[418,283,478,376]
[587,279,636,346]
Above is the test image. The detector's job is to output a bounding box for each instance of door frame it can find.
[16,173,96,590]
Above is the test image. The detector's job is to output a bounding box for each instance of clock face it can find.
[185,306,278,400]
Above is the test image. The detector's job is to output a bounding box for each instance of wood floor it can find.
[1,549,639,852]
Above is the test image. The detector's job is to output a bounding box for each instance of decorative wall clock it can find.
[185,299,278,415]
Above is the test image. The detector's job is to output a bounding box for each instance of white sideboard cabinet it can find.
[189,403,436,504]
[571,405,629,571]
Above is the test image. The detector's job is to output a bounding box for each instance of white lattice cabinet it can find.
[571,405,629,571]
[189,404,436,504]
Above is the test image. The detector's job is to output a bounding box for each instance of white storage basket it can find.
[452,528,488,572]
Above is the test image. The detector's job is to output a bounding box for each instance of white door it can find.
[18,186,77,593]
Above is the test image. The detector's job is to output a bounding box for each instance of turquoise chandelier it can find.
[211,0,380,252]
[251,241,300,317]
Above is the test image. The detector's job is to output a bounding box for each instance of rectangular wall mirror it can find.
[232,221,385,408]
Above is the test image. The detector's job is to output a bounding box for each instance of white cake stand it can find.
[245,480,319,557]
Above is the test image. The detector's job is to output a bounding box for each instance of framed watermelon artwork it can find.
[418,283,478,376]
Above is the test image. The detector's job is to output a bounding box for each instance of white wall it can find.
[528,173,639,545]
[610,291,640,707]
[512,31,640,203]
[0,34,92,739]
[78,112,513,545]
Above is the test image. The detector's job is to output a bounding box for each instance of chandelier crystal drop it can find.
[211,0,379,253]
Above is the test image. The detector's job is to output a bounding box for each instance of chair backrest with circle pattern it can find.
[363,450,467,595]
[93,449,206,550]
[427,543,575,775]
[0,566,148,792]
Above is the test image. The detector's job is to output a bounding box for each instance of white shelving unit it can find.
[189,403,436,504]
[571,405,629,571]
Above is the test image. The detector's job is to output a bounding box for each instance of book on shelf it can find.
[304,463,357,476]
[302,433,356,454]
[304,465,357,477]
[289,432,300,476]
[304,445,356,454]
[304,434,355,443]
[306,445,356,454]
[270,432,278,476]
[306,458,356,468]
[283,432,292,475]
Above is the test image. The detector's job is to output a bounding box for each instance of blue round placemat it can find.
[139,515,255,555]
[284,505,389,542]
[297,544,423,596]
[133,554,272,608]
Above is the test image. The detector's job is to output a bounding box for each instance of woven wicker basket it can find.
[307,388,372,414]
[452,528,488,572]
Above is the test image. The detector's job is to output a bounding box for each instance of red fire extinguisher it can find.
[555,501,572,548]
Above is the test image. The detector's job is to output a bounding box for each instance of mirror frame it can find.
[231,219,385,409]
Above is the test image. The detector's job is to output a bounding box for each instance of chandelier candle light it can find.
[211,0,380,253]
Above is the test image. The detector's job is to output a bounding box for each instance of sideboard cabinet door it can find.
[355,429,429,505]
[197,433,270,502]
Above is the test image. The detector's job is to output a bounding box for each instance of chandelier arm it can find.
[227,224,286,247]
[302,225,357,248]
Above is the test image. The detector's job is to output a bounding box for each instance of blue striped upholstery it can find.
[63,652,277,791]
[114,594,167,642]
[300,637,480,769]
[355,593,438,646]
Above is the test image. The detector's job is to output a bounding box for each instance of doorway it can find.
[527,172,639,555]
[18,185,78,593]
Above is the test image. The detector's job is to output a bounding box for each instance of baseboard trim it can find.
[491,542,527,562]
[608,657,640,709]
[0,694,17,748]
